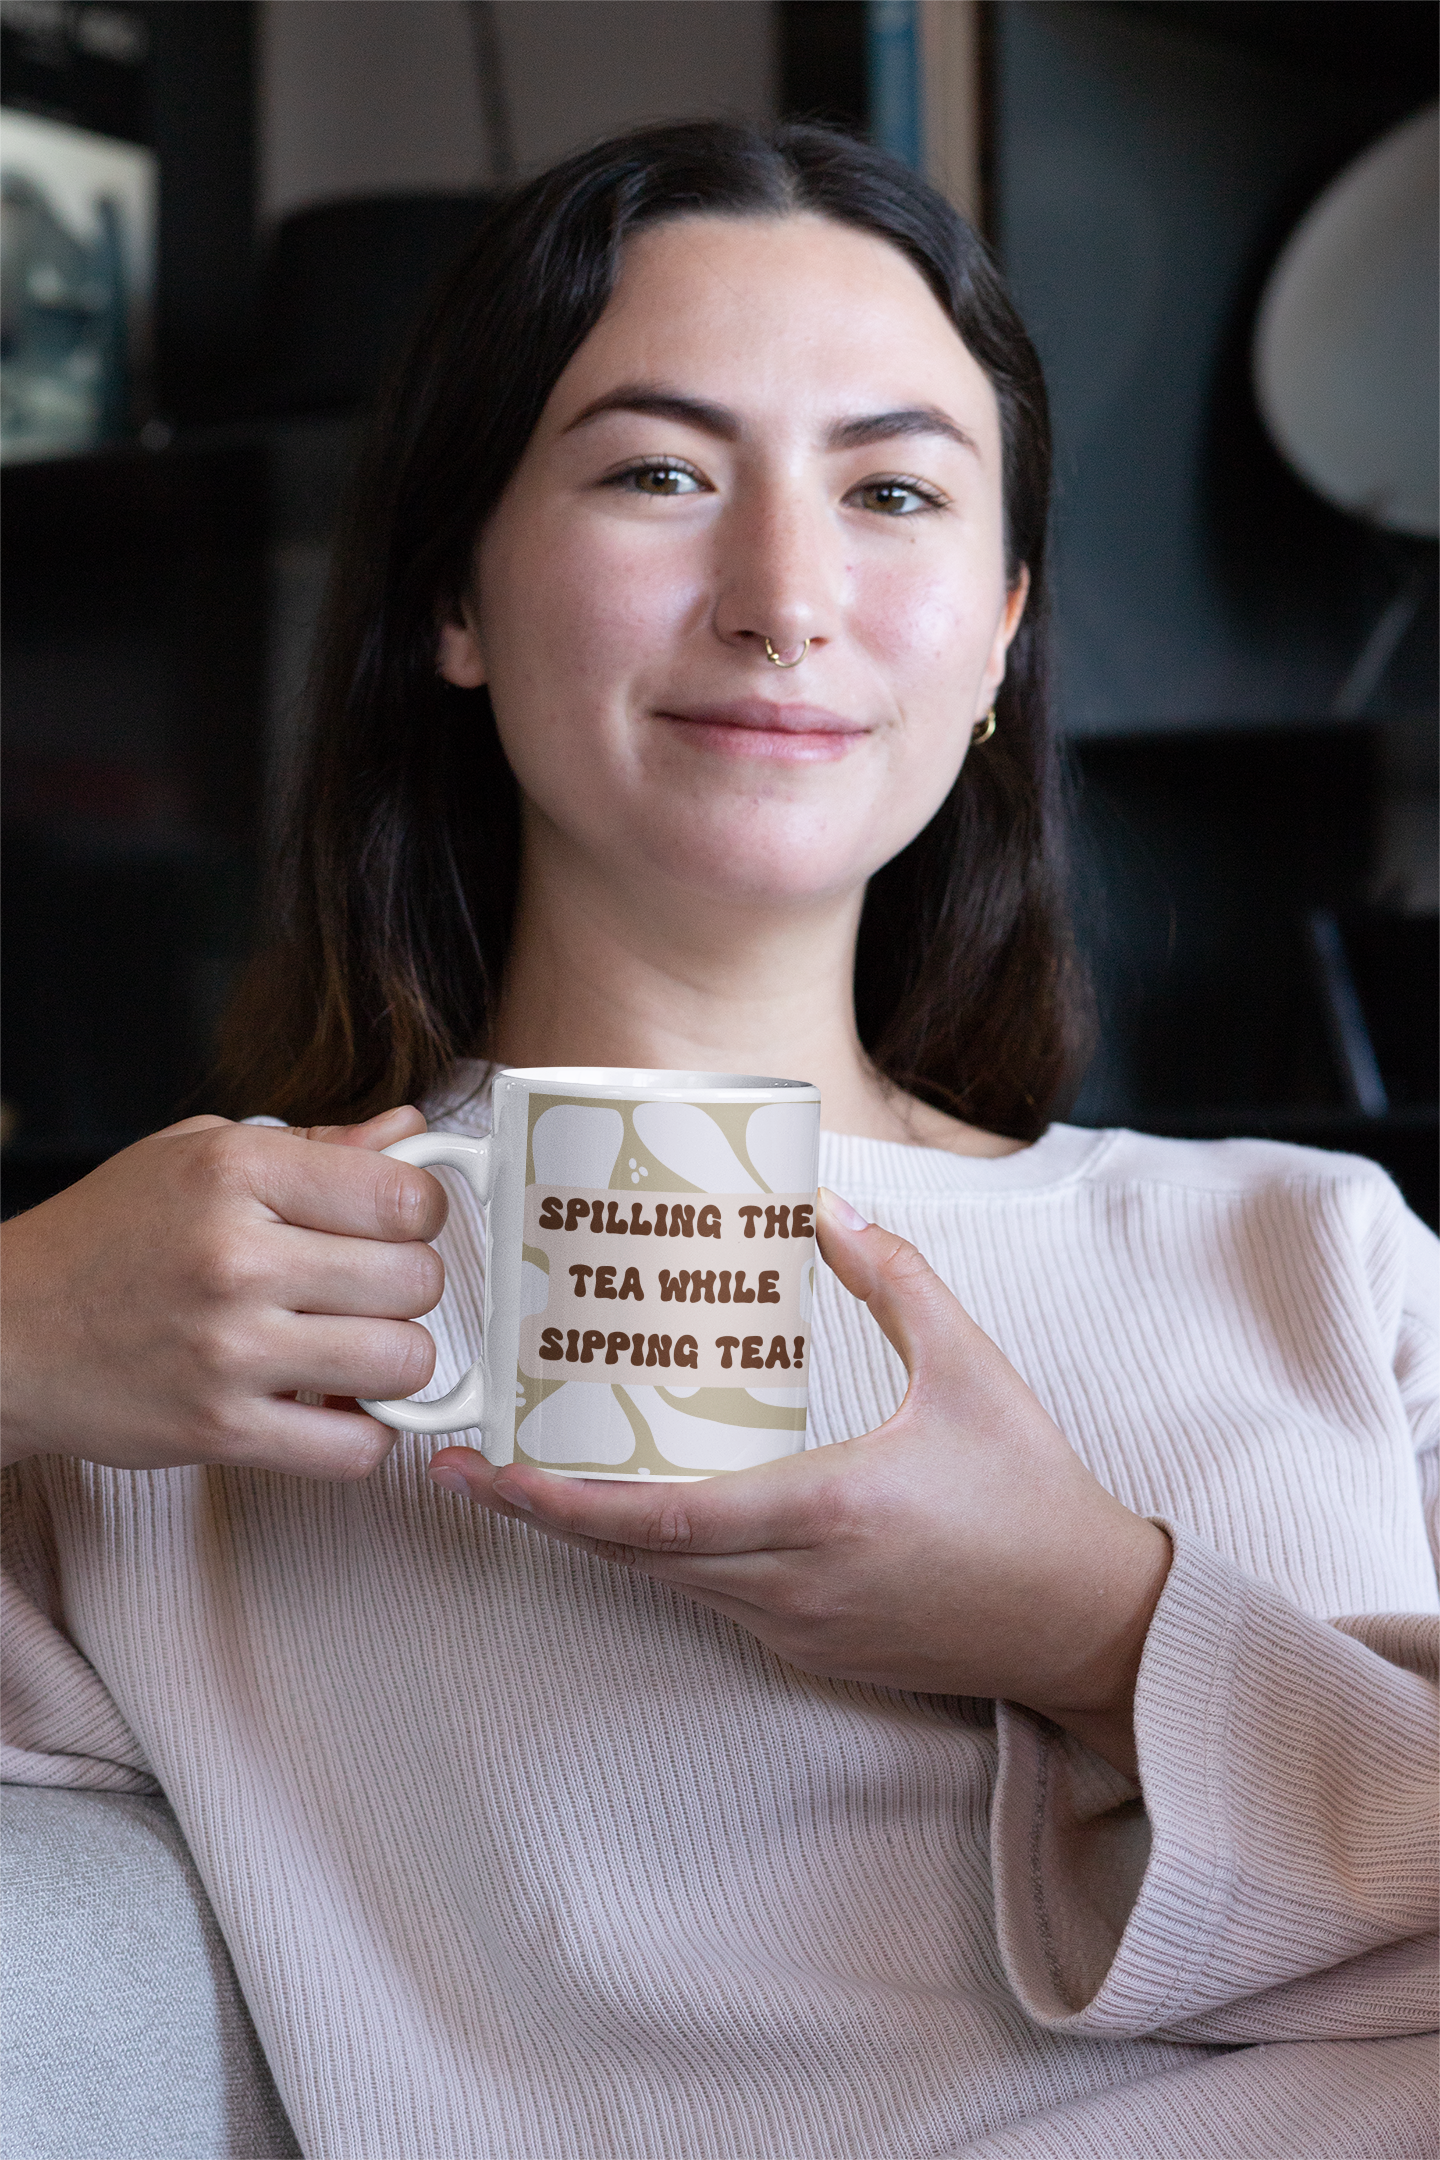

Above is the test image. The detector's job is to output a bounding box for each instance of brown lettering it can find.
[716,1335,740,1369]
[697,1204,722,1240]
[594,1266,617,1298]
[764,1335,791,1369]
[579,1330,606,1363]
[674,1335,699,1370]
[791,1204,814,1240]
[757,1270,780,1304]
[538,1196,564,1230]
[740,1335,764,1368]
[567,1264,593,1297]
[618,1267,644,1300]
[738,1205,762,1239]
[538,1326,563,1360]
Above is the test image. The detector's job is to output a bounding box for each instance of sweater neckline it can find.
[817,1121,1113,1196]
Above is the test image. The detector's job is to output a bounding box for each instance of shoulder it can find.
[1078,1124,1407,1208]
[1075,1121,1428,1243]
[1075,1125,1437,1335]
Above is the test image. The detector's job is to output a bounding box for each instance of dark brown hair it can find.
[215,120,1089,1138]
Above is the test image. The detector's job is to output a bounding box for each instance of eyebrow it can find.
[825,405,978,455]
[563,386,739,440]
[562,382,978,456]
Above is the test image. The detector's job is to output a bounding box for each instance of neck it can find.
[492,818,1021,1156]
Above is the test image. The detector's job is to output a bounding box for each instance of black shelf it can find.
[2,437,269,1201]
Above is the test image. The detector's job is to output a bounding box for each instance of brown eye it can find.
[853,480,940,516]
[627,463,704,496]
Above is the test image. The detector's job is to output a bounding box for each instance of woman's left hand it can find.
[429,1189,1171,1778]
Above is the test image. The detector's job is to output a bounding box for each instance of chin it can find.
[634,823,885,910]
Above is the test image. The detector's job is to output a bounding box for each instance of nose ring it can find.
[763,636,810,669]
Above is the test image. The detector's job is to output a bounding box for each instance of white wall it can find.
[259,0,777,225]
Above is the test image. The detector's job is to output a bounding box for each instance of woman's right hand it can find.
[0,1107,449,1481]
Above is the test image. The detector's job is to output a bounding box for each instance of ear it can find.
[975,565,1030,718]
[437,616,487,689]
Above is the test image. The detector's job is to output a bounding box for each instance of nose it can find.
[711,480,838,664]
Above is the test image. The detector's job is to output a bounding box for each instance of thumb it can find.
[815,1186,977,1379]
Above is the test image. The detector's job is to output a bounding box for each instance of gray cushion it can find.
[2,1786,300,2160]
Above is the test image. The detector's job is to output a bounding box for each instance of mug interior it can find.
[499,1066,816,1094]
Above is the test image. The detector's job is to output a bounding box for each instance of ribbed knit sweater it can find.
[4,1103,1438,2159]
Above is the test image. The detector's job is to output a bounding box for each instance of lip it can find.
[656,699,870,763]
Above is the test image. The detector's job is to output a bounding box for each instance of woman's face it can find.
[441,213,1027,913]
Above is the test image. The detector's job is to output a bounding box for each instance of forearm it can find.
[1020,1518,1173,1780]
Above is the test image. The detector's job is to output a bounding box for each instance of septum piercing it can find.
[763,636,810,669]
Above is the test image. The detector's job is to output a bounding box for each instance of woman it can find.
[3,124,1435,2160]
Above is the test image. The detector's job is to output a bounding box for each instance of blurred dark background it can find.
[3,0,1436,1223]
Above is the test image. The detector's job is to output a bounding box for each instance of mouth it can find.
[656,699,870,763]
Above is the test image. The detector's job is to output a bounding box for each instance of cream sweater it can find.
[4,1104,1438,2160]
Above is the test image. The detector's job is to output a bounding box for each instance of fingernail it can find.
[428,1465,471,1496]
[818,1185,869,1231]
[492,1475,532,1513]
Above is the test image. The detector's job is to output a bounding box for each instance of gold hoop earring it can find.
[971,707,997,745]
[763,637,810,669]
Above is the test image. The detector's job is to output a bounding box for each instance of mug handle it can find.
[356,1131,495,1434]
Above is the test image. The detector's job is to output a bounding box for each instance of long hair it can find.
[214,121,1089,1138]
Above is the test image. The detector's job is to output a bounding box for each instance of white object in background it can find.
[1254,103,1438,539]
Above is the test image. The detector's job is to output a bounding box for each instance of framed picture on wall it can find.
[0,105,157,462]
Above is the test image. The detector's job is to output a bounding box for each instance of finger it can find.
[264,1313,438,1401]
[268,1223,445,1319]
[428,1445,830,1556]
[212,1394,401,1482]
[203,1126,449,1243]
[291,1106,428,1151]
[815,1186,978,1376]
[428,1453,804,1616]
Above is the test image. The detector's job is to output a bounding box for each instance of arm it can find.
[996,1203,1440,2042]
[1,1105,453,1784]
[2,1460,159,1790]
[993,1530,1437,2042]
[433,1187,1438,2042]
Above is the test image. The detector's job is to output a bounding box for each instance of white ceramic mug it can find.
[359,1067,821,1481]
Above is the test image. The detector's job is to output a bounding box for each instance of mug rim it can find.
[496,1066,819,1101]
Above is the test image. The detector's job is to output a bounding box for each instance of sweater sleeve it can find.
[991,1522,1438,2043]
[993,1172,1440,2045]
[0,1462,158,1793]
